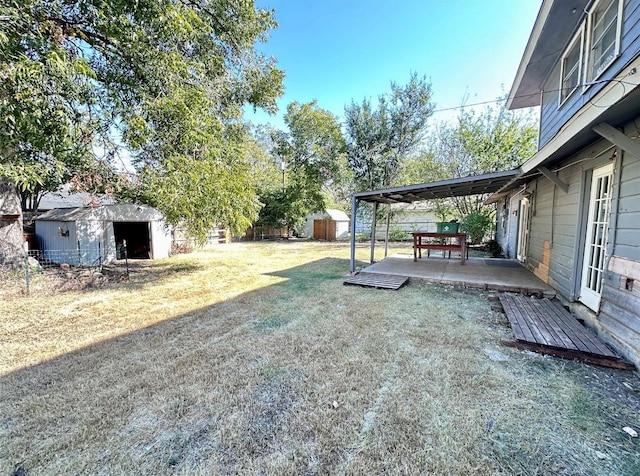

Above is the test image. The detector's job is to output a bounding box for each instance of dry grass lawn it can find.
[1,241,639,475]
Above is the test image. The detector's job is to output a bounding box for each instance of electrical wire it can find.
[431,69,638,115]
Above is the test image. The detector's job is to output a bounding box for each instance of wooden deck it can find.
[343,272,408,290]
[500,294,634,370]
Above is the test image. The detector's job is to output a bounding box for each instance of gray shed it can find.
[35,204,172,265]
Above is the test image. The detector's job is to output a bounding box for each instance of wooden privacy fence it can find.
[313,219,336,241]
[243,226,288,240]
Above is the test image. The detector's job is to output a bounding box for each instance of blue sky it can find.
[245,0,542,129]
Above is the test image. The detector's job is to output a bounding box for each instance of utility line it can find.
[431,73,637,115]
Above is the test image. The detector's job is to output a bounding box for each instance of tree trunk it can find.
[0,179,24,265]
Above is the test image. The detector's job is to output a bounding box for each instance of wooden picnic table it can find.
[412,232,467,265]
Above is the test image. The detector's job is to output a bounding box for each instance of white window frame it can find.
[559,28,584,106]
[584,0,624,86]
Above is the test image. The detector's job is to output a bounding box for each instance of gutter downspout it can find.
[607,148,622,266]
[550,183,556,249]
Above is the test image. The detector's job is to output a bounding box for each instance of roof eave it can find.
[507,0,554,109]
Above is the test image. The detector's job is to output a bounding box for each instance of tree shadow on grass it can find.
[106,259,207,287]
[1,256,365,474]
[6,255,635,475]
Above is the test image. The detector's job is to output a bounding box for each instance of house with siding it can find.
[490,0,640,365]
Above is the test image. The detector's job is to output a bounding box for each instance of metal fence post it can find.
[24,250,30,298]
[123,239,129,276]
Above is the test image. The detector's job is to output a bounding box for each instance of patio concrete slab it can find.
[361,253,556,296]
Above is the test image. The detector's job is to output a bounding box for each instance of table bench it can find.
[412,232,467,265]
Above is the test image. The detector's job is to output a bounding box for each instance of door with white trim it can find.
[516,198,530,262]
[579,163,614,311]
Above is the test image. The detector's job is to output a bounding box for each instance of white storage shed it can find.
[303,209,350,240]
[35,204,172,265]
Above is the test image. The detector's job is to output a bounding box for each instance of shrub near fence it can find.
[0,243,133,297]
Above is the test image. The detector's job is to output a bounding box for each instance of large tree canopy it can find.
[400,100,538,219]
[256,101,346,233]
[0,0,283,241]
[279,101,346,210]
[344,73,434,192]
[434,103,537,217]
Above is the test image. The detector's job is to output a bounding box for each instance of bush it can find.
[388,228,409,241]
[355,232,371,242]
[460,212,493,244]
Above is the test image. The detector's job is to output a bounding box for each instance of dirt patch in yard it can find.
[0,242,639,475]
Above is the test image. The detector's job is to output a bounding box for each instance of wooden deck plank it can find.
[500,295,537,343]
[529,298,601,354]
[499,294,632,368]
[353,274,406,285]
[343,273,408,290]
[537,300,589,347]
[501,340,636,370]
[501,294,590,352]
[523,298,579,350]
[543,299,617,357]
[499,296,524,339]
[540,300,598,353]
[518,296,580,350]
[503,296,539,343]
[515,297,557,346]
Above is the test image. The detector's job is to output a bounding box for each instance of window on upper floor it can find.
[557,0,624,107]
[560,29,583,104]
[585,0,623,82]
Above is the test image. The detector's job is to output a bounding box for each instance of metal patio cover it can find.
[352,170,520,204]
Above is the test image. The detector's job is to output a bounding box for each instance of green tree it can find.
[427,100,537,218]
[256,185,319,234]
[399,150,446,185]
[0,0,284,243]
[279,101,347,208]
[244,125,283,192]
[398,149,454,223]
[344,73,434,191]
[257,101,346,233]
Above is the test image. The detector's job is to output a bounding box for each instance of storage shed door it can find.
[313,219,336,241]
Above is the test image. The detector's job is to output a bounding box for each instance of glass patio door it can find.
[579,163,614,311]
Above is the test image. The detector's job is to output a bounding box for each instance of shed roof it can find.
[353,170,520,204]
[38,191,115,210]
[325,209,349,221]
[36,207,94,221]
[36,204,164,222]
